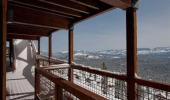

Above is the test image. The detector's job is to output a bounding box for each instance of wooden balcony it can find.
[1,0,170,100]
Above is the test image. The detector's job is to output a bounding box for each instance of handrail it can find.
[72,64,127,81]
[36,67,107,100]
[135,78,170,91]
[37,54,67,64]
[72,64,170,92]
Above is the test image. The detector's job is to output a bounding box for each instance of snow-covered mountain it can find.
[53,47,170,60]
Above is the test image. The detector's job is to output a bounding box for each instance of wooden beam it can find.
[0,0,7,99]
[9,0,83,18]
[99,0,131,8]
[68,26,74,82]
[73,2,113,24]
[38,0,91,14]
[8,4,70,29]
[126,7,138,100]
[8,33,40,40]
[69,0,99,10]
[8,23,54,36]
[48,34,52,65]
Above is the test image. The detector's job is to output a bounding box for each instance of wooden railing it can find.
[35,56,170,100]
[35,67,107,100]
[37,55,66,66]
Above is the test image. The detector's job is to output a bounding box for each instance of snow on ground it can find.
[44,64,170,100]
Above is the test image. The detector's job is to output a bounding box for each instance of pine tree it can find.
[102,62,107,70]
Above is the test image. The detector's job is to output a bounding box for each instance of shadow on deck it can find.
[6,40,35,100]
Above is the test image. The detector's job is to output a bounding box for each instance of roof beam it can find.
[8,33,40,40]
[9,0,83,18]
[74,2,113,24]
[8,4,70,29]
[68,0,99,10]
[99,0,131,8]
[7,23,55,36]
[38,0,91,14]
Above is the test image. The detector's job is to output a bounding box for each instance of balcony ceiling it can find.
[7,0,132,40]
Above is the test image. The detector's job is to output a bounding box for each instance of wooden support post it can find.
[11,39,15,70]
[48,35,52,65]
[38,38,40,55]
[35,38,40,99]
[126,7,138,100]
[68,26,74,82]
[9,40,12,67]
[35,68,40,99]
[0,0,7,99]
[55,84,63,100]
[37,38,40,67]
[9,39,15,70]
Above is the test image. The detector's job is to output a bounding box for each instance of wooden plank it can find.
[9,0,83,18]
[69,0,99,10]
[8,23,54,36]
[73,3,113,24]
[0,0,7,99]
[7,33,40,40]
[38,0,91,14]
[8,4,70,29]
[126,7,138,100]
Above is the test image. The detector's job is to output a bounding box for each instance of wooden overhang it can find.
[7,0,132,40]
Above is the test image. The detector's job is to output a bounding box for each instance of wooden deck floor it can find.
[6,59,35,100]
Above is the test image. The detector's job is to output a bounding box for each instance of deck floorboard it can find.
[6,58,35,100]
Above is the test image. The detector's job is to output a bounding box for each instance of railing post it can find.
[35,68,40,99]
[68,26,74,82]
[38,37,40,55]
[55,84,63,100]
[126,7,138,100]
[48,34,52,65]
[37,38,40,67]
[35,38,40,99]
[11,39,15,70]
[0,0,7,99]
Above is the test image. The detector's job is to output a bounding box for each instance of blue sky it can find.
[40,0,170,52]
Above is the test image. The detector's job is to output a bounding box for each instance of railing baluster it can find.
[55,84,63,100]
[68,66,73,82]
[35,68,40,99]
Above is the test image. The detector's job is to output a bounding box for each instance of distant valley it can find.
[41,47,170,84]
